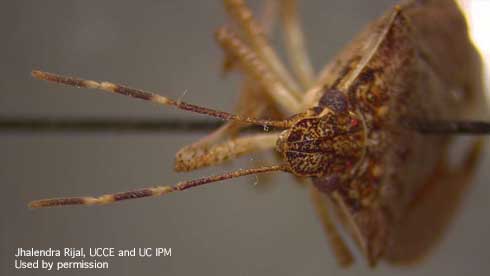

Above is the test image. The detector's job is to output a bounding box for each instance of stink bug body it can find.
[7,0,488,269]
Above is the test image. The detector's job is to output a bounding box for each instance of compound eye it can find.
[318,89,349,113]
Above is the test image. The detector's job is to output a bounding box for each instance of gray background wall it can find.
[1,1,489,275]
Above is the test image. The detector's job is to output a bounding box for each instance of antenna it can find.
[29,165,289,208]
[32,70,293,129]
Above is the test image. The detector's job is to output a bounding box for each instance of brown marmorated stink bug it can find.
[17,0,489,267]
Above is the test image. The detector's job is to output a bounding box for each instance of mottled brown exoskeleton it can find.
[27,0,488,267]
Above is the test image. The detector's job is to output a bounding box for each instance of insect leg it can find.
[223,0,301,95]
[175,132,280,172]
[216,27,302,114]
[309,186,354,267]
[29,165,289,208]
[222,0,278,75]
[175,79,284,169]
[209,0,284,148]
[32,70,292,129]
[179,2,287,172]
[280,0,315,88]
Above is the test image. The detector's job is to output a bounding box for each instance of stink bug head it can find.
[277,102,366,177]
